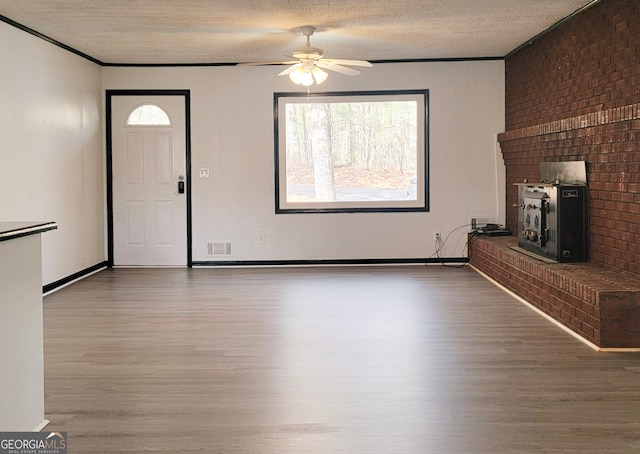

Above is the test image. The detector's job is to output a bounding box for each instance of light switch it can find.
[199,168,210,179]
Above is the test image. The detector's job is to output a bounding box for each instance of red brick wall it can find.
[500,0,640,276]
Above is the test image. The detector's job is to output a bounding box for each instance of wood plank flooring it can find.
[42,266,640,453]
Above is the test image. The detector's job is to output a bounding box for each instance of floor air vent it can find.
[207,241,233,256]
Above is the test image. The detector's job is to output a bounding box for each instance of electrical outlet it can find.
[258,233,265,244]
[433,231,441,242]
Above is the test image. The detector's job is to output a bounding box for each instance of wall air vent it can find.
[207,241,233,256]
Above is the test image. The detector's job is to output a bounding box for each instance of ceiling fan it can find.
[237,26,372,86]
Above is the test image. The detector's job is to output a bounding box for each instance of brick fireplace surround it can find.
[472,0,640,349]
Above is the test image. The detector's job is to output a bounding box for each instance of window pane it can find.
[275,90,428,213]
[127,104,171,126]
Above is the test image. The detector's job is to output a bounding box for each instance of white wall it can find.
[103,60,505,262]
[0,18,505,277]
[0,22,105,284]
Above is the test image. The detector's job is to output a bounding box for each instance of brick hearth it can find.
[469,235,640,349]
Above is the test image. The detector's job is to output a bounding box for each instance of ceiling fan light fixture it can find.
[289,66,314,86]
[311,66,328,85]
[288,68,303,85]
[300,72,314,86]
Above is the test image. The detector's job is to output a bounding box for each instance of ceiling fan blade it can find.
[278,63,302,76]
[316,62,361,76]
[237,60,299,66]
[320,58,372,68]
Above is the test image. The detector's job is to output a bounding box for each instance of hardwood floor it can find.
[43,266,640,453]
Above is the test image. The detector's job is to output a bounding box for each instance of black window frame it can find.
[274,89,429,214]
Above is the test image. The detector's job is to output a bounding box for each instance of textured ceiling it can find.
[0,0,597,65]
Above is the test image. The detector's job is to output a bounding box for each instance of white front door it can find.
[111,95,187,266]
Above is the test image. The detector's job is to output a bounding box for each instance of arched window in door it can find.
[126,104,171,126]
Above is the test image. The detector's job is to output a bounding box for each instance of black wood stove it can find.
[514,161,588,262]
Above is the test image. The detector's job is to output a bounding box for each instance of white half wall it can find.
[103,60,505,262]
[0,22,105,284]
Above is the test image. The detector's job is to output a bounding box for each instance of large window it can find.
[274,90,429,213]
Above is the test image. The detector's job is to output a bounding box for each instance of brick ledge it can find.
[499,102,640,142]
